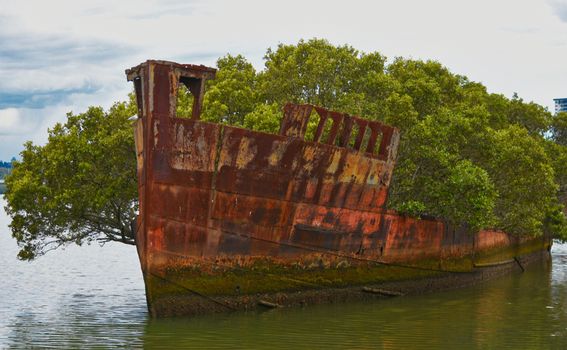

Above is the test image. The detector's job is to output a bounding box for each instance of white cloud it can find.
[0,109,22,133]
[548,0,567,22]
[0,0,566,160]
[0,104,76,160]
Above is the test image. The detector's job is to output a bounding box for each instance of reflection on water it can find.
[141,249,567,349]
[1,196,566,349]
[0,199,147,349]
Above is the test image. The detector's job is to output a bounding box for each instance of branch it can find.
[96,235,135,245]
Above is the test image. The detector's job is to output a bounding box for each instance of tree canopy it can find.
[4,101,138,260]
[6,38,567,259]
[196,39,567,238]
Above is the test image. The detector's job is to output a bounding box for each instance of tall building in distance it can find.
[555,98,567,114]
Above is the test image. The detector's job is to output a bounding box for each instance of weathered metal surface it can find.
[126,60,552,317]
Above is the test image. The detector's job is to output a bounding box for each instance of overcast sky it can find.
[1,0,566,160]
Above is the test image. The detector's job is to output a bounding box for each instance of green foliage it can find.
[396,200,427,217]
[4,101,138,260]
[441,161,496,230]
[387,58,462,119]
[8,38,567,260]
[544,140,567,204]
[388,110,497,231]
[544,204,567,241]
[176,54,259,126]
[484,127,557,235]
[201,54,258,126]
[257,39,420,128]
[259,39,365,109]
[242,103,282,133]
[175,84,195,118]
[540,138,567,240]
[508,93,551,136]
[551,111,567,146]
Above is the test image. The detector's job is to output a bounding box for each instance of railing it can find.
[279,103,398,161]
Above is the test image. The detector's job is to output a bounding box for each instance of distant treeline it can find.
[0,160,13,168]
[0,158,15,181]
[0,160,8,193]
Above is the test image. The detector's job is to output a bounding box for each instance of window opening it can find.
[360,127,372,154]
[304,109,322,142]
[348,123,360,149]
[373,132,384,156]
[175,83,195,118]
[321,117,334,144]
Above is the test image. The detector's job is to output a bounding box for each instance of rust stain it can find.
[236,137,257,169]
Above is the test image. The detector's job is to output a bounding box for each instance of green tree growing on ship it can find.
[5,38,567,260]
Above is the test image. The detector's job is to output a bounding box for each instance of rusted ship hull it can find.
[127,60,552,317]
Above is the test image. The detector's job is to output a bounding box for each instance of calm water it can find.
[1,197,566,349]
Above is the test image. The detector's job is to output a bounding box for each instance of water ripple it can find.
[1,198,567,349]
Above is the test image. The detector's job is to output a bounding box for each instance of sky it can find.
[0,0,566,160]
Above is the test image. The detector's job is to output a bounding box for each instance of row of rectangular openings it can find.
[304,109,384,156]
[174,87,387,157]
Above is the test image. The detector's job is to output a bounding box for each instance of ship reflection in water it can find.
[1,197,566,348]
[141,244,567,349]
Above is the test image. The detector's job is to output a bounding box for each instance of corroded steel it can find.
[127,60,552,317]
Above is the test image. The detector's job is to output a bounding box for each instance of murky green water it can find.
[1,197,566,349]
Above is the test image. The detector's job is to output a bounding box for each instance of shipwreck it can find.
[126,60,552,317]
